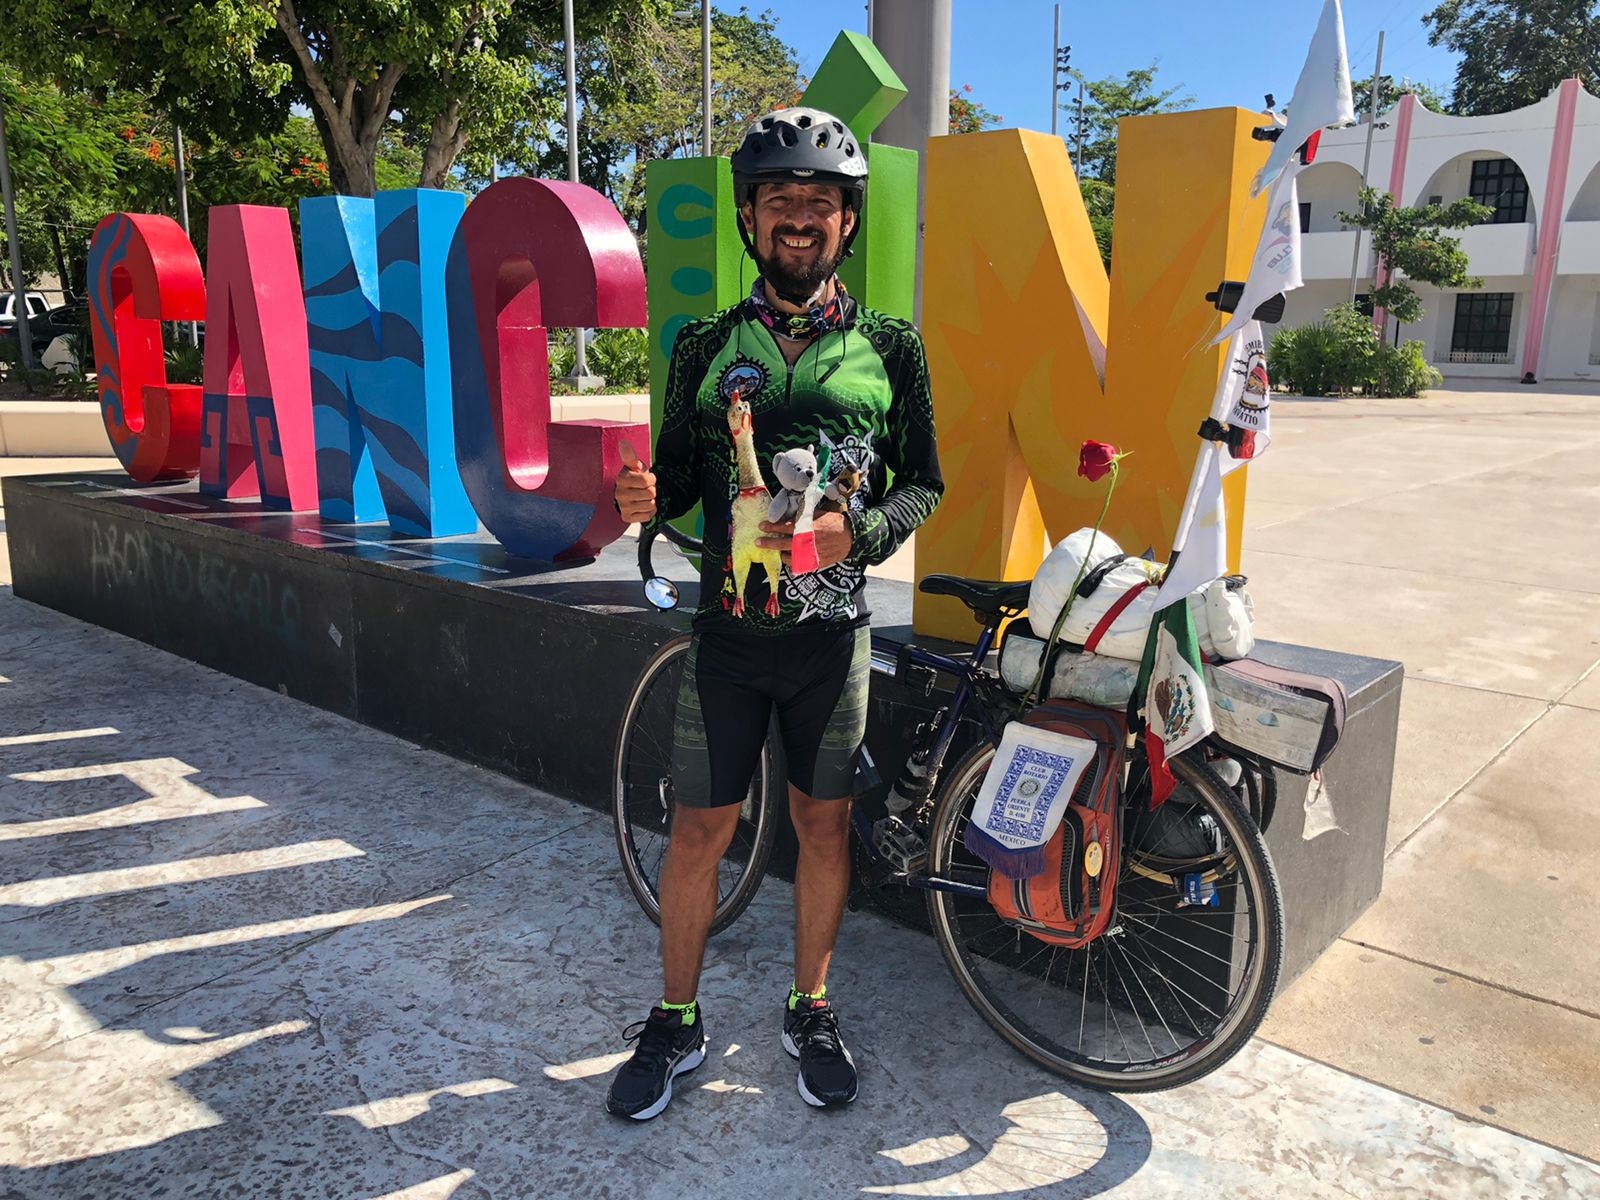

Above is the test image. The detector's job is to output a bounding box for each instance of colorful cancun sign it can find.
[88,177,647,563]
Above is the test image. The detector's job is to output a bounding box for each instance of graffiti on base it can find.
[88,521,303,646]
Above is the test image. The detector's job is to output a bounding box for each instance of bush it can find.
[586,328,649,391]
[1269,302,1439,398]
[1370,340,1441,397]
[164,334,204,385]
[546,328,575,380]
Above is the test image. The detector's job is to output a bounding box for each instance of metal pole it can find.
[871,0,951,323]
[1051,4,1060,137]
[0,90,34,370]
[174,121,199,347]
[564,0,590,381]
[866,0,874,39]
[1075,81,1086,174]
[1349,30,1385,305]
[702,0,713,158]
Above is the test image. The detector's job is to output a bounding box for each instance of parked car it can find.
[0,291,53,357]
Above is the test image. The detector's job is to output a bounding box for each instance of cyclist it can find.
[607,107,944,1119]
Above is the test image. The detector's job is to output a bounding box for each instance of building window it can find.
[1449,292,1514,362]
[1469,159,1529,224]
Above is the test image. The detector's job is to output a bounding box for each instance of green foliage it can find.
[949,84,1001,134]
[1269,303,1441,397]
[0,1,669,197]
[1066,64,1192,186]
[538,7,801,232]
[1424,0,1600,115]
[1079,178,1115,270]
[585,328,649,391]
[1370,339,1442,398]
[164,336,206,385]
[1338,186,1492,326]
[0,70,380,290]
[546,328,576,381]
[1350,76,1450,116]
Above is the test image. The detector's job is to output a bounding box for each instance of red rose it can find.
[1078,440,1119,482]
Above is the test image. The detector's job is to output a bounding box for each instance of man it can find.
[607,107,943,1120]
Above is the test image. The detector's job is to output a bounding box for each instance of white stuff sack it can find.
[1027,528,1255,662]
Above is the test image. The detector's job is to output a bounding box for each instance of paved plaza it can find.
[0,385,1597,1197]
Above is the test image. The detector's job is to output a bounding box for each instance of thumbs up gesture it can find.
[614,438,658,524]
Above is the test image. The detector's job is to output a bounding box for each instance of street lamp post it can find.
[1349,31,1386,306]
[563,0,597,387]
[0,89,34,370]
[1050,9,1073,162]
[702,1,712,158]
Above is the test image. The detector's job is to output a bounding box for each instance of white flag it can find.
[1153,443,1227,610]
[1214,163,1304,346]
[1253,0,1355,196]
[1215,321,1273,474]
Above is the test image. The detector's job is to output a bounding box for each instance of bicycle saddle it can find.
[917,574,1031,618]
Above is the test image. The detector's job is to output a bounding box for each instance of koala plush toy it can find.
[767,446,819,525]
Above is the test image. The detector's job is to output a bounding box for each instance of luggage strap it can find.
[1083,581,1150,654]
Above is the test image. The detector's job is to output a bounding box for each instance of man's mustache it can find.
[772,225,825,241]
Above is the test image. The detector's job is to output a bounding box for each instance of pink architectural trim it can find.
[1372,94,1418,331]
[1521,78,1583,381]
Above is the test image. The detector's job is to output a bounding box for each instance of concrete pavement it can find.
[1,590,1594,1198]
[1,382,1598,1194]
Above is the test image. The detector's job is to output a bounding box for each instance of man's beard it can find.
[753,227,843,305]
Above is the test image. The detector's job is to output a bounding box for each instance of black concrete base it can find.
[4,472,1401,985]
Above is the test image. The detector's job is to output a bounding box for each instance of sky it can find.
[753,0,1464,129]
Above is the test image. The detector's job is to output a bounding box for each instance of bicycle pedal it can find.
[873,815,929,874]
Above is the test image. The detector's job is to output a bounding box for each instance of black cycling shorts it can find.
[671,624,871,809]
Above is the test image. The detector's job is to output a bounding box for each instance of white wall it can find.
[1297,162,1364,233]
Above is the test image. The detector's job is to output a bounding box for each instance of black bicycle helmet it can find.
[730,107,869,257]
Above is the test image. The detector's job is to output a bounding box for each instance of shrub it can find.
[164,339,205,385]
[546,328,575,380]
[1370,340,1441,397]
[1269,302,1438,398]
[586,328,650,391]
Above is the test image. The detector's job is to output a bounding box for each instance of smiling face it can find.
[742,181,856,307]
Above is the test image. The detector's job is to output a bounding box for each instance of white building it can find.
[1280,78,1600,382]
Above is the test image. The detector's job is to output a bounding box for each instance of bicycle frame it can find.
[857,623,1010,899]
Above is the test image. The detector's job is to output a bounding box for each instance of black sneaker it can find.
[605,1006,708,1120]
[781,1000,858,1108]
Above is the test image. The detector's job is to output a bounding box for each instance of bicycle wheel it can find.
[925,743,1283,1092]
[612,635,781,936]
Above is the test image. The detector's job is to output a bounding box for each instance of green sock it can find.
[788,984,827,1011]
[658,998,697,1025]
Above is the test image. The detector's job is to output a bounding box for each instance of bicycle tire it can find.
[925,743,1284,1092]
[612,635,781,936]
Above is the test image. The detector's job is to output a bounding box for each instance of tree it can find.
[1350,76,1450,116]
[1424,0,1600,115]
[0,68,434,294]
[1079,178,1114,270]
[1065,64,1192,186]
[538,7,801,235]
[0,0,667,198]
[1338,186,1493,330]
[949,84,1001,134]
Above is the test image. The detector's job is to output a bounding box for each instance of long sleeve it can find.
[846,322,944,566]
[646,325,703,530]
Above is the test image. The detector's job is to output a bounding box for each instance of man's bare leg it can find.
[789,784,853,995]
[659,803,743,1004]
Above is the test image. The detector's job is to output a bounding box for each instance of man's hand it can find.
[614,438,657,524]
[757,511,853,570]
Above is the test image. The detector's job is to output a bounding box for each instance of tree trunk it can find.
[48,219,70,301]
[420,101,468,190]
[272,1,401,198]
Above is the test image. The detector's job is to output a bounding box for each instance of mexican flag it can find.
[1135,601,1216,807]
